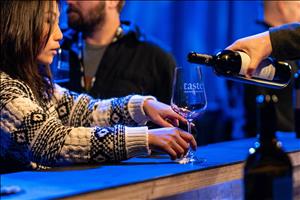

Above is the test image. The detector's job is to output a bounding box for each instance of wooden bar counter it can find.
[1,132,300,200]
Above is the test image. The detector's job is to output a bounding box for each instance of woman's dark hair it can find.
[0,0,59,102]
[117,0,125,13]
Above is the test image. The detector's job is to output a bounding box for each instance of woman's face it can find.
[36,3,63,65]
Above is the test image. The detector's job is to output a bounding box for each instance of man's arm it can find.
[270,23,300,60]
[227,23,300,76]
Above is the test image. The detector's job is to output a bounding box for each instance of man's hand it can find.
[226,31,273,77]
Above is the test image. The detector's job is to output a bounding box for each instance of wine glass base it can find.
[0,185,22,196]
[176,156,206,164]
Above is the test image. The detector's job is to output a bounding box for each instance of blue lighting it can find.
[249,147,256,154]
[256,95,264,104]
[294,71,300,78]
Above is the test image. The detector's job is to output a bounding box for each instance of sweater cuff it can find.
[125,126,151,158]
[128,95,156,125]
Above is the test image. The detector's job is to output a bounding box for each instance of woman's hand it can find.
[148,127,197,160]
[143,99,187,127]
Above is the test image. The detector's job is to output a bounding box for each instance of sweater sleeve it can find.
[53,84,153,127]
[0,76,151,169]
[270,23,300,60]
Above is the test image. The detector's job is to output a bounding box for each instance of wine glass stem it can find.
[187,119,194,153]
[185,119,196,162]
[187,119,192,134]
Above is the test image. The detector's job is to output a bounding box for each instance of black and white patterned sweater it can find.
[0,71,152,170]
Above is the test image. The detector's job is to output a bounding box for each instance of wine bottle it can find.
[244,94,293,200]
[187,50,292,89]
[294,70,300,138]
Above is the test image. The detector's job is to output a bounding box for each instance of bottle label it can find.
[238,51,251,76]
[253,60,276,80]
[238,52,276,80]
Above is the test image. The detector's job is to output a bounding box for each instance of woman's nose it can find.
[54,25,63,42]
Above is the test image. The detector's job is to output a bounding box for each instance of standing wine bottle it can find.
[187,50,292,89]
[244,94,293,200]
[294,69,300,138]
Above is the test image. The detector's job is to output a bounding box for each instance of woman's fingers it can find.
[170,140,186,158]
[167,110,187,124]
[165,118,179,127]
[172,131,189,153]
[148,127,197,160]
[158,110,187,127]
[143,100,188,128]
[178,130,197,150]
[154,116,174,127]
[162,146,178,160]
[162,141,187,159]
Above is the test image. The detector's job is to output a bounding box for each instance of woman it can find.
[0,1,196,171]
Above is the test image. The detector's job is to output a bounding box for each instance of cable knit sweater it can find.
[0,71,152,170]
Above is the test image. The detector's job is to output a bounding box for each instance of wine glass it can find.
[171,66,207,164]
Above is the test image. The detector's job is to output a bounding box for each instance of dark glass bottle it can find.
[244,94,293,200]
[294,70,300,138]
[187,50,292,89]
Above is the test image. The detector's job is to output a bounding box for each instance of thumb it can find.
[247,60,259,77]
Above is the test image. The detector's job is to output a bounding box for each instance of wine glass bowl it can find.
[171,66,207,164]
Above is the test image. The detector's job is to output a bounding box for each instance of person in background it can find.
[0,0,196,173]
[59,0,176,105]
[237,1,300,137]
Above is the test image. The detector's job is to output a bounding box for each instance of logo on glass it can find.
[183,82,205,95]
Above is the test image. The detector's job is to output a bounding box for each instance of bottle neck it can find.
[257,133,280,151]
[187,52,215,66]
[256,94,278,148]
[258,130,276,143]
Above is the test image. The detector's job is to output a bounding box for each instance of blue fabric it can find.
[121,1,262,67]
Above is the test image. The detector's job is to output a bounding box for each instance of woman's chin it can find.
[37,58,54,66]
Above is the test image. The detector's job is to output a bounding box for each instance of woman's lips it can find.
[51,49,58,55]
